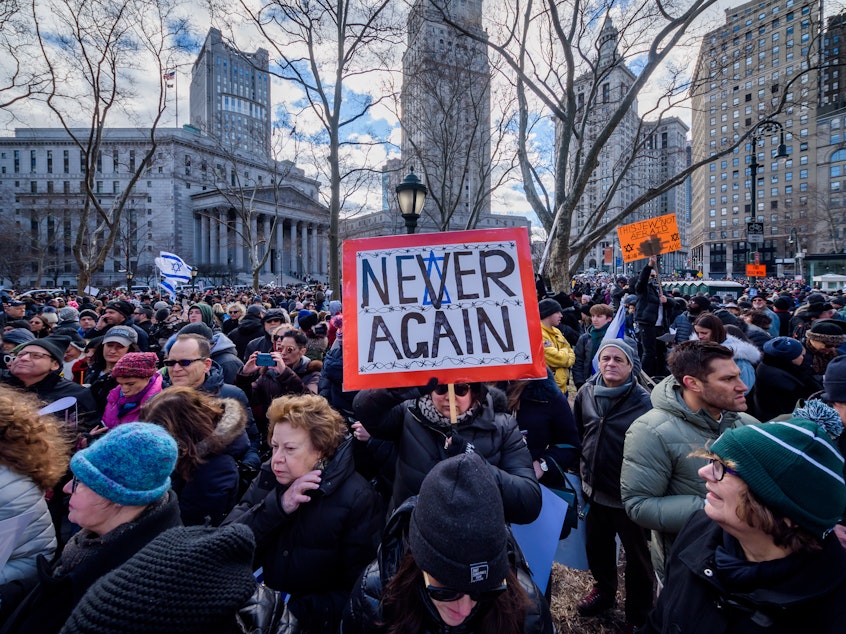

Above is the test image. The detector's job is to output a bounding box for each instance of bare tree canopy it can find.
[26,0,191,291]
[210,0,404,296]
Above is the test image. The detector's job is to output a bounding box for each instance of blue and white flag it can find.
[591,303,628,374]
[155,252,192,300]
[155,252,192,283]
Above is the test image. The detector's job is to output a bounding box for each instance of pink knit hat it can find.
[111,352,159,379]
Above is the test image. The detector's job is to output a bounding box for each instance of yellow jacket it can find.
[541,323,575,393]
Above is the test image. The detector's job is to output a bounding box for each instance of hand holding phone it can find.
[256,353,275,367]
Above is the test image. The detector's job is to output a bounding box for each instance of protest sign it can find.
[617,213,682,262]
[342,228,546,390]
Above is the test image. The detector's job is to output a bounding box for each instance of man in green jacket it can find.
[620,340,759,584]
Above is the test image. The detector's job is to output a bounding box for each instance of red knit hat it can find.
[111,352,159,378]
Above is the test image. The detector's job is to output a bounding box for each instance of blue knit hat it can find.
[70,423,177,506]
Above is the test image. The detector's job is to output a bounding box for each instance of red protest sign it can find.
[342,228,546,390]
[617,213,682,263]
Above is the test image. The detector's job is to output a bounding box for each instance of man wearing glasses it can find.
[3,337,99,430]
[164,333,261,468]
[621,340,758,584]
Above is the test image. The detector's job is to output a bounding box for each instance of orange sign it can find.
[616,213,682,263]
[746,264,766,277]
[342,228,546,390]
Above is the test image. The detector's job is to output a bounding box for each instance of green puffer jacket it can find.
[620,375,758,581]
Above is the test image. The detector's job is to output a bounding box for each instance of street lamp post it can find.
[748,118,789,221]
[746,119,788,277]
[191,267,198,294]
[125,271,133,296]
[395,168,428,234]
[788,227,804,281]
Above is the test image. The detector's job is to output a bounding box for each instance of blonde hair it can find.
[0,386,71,489]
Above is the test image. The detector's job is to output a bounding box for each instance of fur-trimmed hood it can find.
[196,397,247,459]
[722,334,762,364]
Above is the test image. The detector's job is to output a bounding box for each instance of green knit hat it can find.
[711,418,846,538]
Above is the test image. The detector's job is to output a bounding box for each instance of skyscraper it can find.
[690,0,819,278]
[400,0,492,230]
[190,28,271,159]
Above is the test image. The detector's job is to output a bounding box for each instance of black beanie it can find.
[409,453,509,594]
[538,298,563,319]
[106,301,134,318]
[179,322,214,341]
[60,524,257,634]
[23,335,68,365]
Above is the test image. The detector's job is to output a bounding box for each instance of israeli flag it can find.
[591,303,628,374]
[155,251,192,283]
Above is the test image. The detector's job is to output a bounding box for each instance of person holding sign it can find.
[635,256,670,378]
[353,381,541,525]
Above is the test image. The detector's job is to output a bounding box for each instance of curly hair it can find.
[267,394,345,457]
[0,385,71,489]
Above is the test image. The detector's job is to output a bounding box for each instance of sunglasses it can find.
[229,310,241,315]
[709,458,739,481]
[275,344,299,353]
[162,357,206,368]
[71,476,80,493]
[433,383,471,397]
[422,571,507,603]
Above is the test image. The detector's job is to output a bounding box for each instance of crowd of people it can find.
[0,267,843,632]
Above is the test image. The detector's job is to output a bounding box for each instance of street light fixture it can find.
[395,167,428,234]
[125,271,133,296]
[748,118,789,220]
[191,267,198,294]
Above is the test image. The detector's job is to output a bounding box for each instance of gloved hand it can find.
[444,432,474,457]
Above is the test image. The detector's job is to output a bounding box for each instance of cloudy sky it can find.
[1,0,774,220]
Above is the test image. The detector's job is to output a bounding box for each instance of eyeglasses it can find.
[162,357,207,368]
[422,571,507,603]
[709,458,739,481]
[8,350,53,361]
[229,310,241,315]
[275,344,299,353]
[71,476,80,493]
[265,319,283,324]
[433,383,471,397]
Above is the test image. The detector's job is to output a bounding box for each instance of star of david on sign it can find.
[671,233,679,241]
[623,244,634,253]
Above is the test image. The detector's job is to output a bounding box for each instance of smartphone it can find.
[256,353,275,367]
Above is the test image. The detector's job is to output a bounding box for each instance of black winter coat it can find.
[574,373,651,502]
[172,398,249,526]
[635,264,663,325]
[511,372,581,485]
[353,388,541,525]
[231,314,267,360]
[2,371,99,431]
[748,354,822,422]
[318,337,356,417]
[643,510,846,633]
[224,438,383,633]
[0,492,181,634]
[342,498,555,634]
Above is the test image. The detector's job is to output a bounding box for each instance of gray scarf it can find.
[593,376,631,417]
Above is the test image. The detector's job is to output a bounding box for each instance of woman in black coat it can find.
[749,337,821,422]
[504,370,581,485]
[643,419,846,633]
[140,387,250,526]
[353,382,541,525]
[224,394,383,633]
[343,453,553,634]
